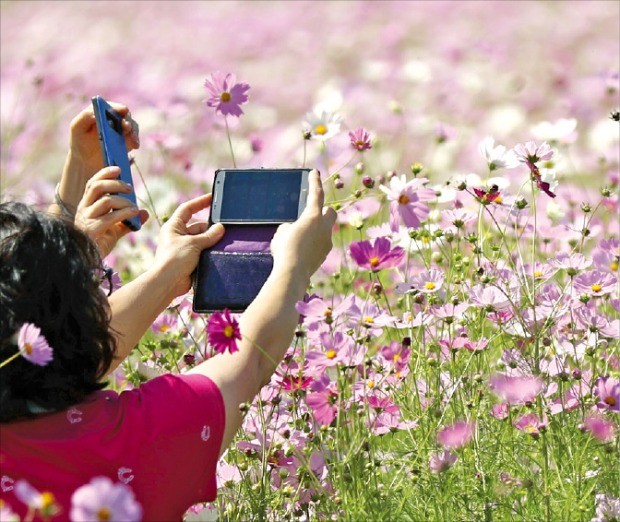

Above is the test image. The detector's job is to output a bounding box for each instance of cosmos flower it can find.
[203,71,250,117]
[206,309,242,354]
[437,420,476,449]
[582,414,617,443]
[306,388,339,425]
[303,109,341,141]
[478,136,519,171]
[151,313,178,335]
[379,174,436,231]
[513,141,554,164]
[490,374,543,405]
[349,127,372,151]
[349,236,405,272]
[17,323,54,366]
[429,450,458,473]
[70,477,142,522]
[409,268,445,294]
[595,377,619,412]
[514,413,547,438]
[573,270,617,297]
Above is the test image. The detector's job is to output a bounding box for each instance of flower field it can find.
[1,1,619,520]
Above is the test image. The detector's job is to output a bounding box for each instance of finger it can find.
[88,195,137,218]
[186,222,210,235]
[173,194,213,224]
[122,115,140,150]
[138,209,150,226]
[194,223,225,250]
[92,206,141,232]
[70,107,97,134]
[323,206,338,227]
[304,169,324,215]
[107,101,130,116]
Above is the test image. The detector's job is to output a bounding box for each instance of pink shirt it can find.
[0,373,225,521]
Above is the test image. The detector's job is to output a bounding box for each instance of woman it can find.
[0,107,336,520]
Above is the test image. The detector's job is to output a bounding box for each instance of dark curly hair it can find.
[0,202,116,422]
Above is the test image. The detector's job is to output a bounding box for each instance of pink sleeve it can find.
[116,374,225,510]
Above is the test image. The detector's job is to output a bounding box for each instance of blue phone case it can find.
[91,96,141,231]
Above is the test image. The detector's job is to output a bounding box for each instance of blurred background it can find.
[1,0,618,207]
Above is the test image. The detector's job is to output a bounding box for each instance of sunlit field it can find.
[1,1,619,520]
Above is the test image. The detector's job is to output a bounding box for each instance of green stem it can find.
[0,351,21,369]
[224,116,237,168]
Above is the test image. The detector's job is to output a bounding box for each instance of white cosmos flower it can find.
[478,136,519,171]
[303,109,341,141]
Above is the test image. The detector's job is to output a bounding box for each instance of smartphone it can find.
[91,95,141,231]
[209,168,310,225]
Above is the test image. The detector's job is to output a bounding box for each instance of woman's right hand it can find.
[270,169,336,279]
[74,166,149,258]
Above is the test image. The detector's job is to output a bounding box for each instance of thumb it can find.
[194,222,225,250]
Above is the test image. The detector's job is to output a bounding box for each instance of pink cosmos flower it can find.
[70,476,142,522]
[550,252,592,274]
[206,309,242,354]
[349,127,372,151]
[490,374,543,405]
[217,462,243,488]
[582,414,617,443]
[409,268,445,293]
[441,208,477,230]
[573,270,617,297]
[379,340,411,371]
[151,313,178,335]
[473,185,502,205]
[203,71,250,117]
[437,420,475,449]
[514,413,547,438]
[513,141,554,164]
[490,403,510,420]
[379,174,436,231]
[469,285,512,311]
[349,236,405,272]
[595,377,620,412]
[17,323,53,366]
[432,302,470,323]
[429,450,458,473]
[305,332,354,372]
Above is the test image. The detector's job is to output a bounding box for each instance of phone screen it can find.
[214,169,308,223]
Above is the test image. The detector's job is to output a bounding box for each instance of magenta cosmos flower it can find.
[514,413,547,438]
[206,309,242,354]
[379,174,436,231]
[437,420,476,449]
[348,127,372,151]
[203,71,250,117]
[490,374,543,405]
[17,323,53,366]
[349,236,405,272]
[70,476,142,522]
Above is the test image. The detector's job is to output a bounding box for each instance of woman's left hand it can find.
[75,166,149,258]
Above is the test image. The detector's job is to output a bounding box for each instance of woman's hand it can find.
[74,166,149,258]
[153,194,226,297]
[50,102,140,219]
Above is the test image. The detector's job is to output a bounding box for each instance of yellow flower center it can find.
[605,396,616,407]
[326,349,337,359]
[220,92,231,102]
[160,325,169,332]
[97,507,112,521]
[611,261,618,271]
[367,380,375,388]
[363,316,374,324]
[314,124,328,135]
[355,140,365,147]
[224,325,235,338]
[41,492,55,509]
[324,308,332,317]
[591,283,602,293]
[398,194,410,205]
[493,196,503,204]
[534,271,543,278]
[421,236,430,244]
[524,425,537,434]
[424,282,436,291]
[369,257,380,268]
[24,342,33,355]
